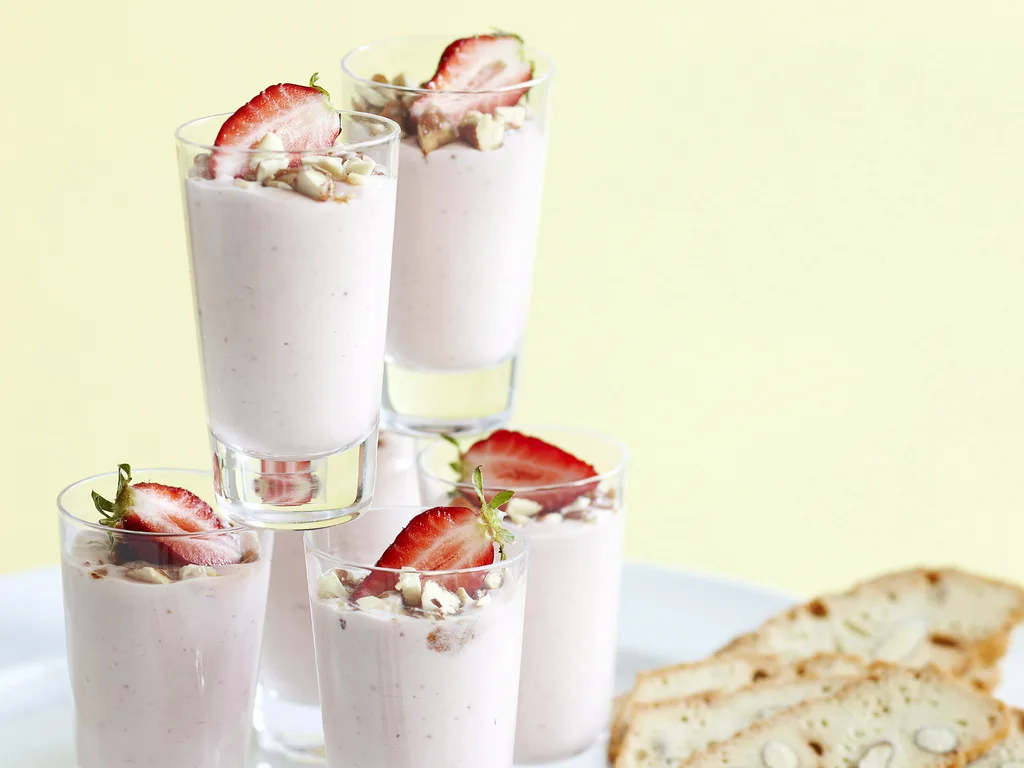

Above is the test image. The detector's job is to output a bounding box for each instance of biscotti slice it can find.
[616,676,855,768]
[969,709,1024,768]
[609,654,869,761]
[681,665,1008,768]
[718,568,1024,678]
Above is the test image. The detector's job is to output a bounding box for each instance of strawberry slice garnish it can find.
[458,430,599,511]
[352,468,514,599]
[92,464,241,567]
[210,74,340,179]
[255,460,317,507]
[408,34,534,126]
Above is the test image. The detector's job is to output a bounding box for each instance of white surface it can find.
[3,563,1020,766]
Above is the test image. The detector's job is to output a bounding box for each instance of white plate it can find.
[6,564,1021,767]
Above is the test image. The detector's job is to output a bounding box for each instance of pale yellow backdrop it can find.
[1,0,1021,595]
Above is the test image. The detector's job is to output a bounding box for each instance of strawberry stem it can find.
[441,433,464,475]
[471,466,515,560]
[92,463,134,528]
[309,72,330,100]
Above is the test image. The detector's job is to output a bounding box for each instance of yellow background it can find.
[2,0,1022,595]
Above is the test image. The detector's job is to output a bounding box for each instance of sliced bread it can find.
[718,568,1024,677]
[616,676,855,768]
[681,665,1008,768]
[609,654,869,761]
[969,709,1024,768]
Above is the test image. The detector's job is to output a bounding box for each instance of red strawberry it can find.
[93,464,241,567]
[460,430,599,511]
[352,470,515,600]
[256,460,317,507]
[409,34,534,125]
[210,74,340,179]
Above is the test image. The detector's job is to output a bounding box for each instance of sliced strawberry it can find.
[210,74,340,179]
[256,460,317,507]
[460,430,599,511]
[93,465,241,567]
[409,34,533,125]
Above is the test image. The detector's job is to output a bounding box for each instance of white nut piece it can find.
[125,566,172,585]
[302,155,348,180]
[344,156,376,176]
[248,131,286,172]
[914,726,958,755]
[421,580,461,615]
[179,564,217,580]
[483,569,504,590]
[456,587,473,607]
[294,167,334,201]
[396,568,422,607]
[317,569,349,600]
[541,512,564,525]
[505,498,543,518]
[458,110,505,151]
[475,593,492,607]
[761,741,799,768]
[355,595,390,613]
[494,105,527,129]
[858,743,894,768]
[255,156,289,183]
[874,619,926,663]
[345,172,369,186]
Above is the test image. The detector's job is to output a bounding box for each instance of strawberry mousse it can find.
[418,428,629,764]
[254,432,422,755]
[306,472,529,768]
[177,75,400,522]
[342,35,553,432]
[58,466,272,768]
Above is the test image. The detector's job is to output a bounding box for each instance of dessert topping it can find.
[351,466,514,600]
[458,110,505,151]
[92,464,242,566]
[211,74,340,179]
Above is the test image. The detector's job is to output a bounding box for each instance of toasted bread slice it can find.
[681,665,1008,768]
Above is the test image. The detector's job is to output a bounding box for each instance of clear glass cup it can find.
[57,468,273,768]
[418,427,628,764]
[176,110,401,527]
[341,35,555,436]
[304,506,529,768]
[253,432,423,760]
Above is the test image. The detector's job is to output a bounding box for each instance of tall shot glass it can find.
[419,427,628,764]
[57,468,272,768]
[305,506,529,768]
[341,35,554,436]
[176,109,400,527]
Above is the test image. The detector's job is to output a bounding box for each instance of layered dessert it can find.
[60,465,270,768]
[437,429,627,763]
[351,35,548,371]
[184,75,396,458]
[308,471,527,768]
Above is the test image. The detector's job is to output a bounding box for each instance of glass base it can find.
[381,356,518,437]
[254,686,325,764]
[513,733,606,767]
[211,430,377,528]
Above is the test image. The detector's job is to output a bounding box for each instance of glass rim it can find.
[417,424,629,493]
[174,109,402,155]
[304,508,529,576]
[340,34,555,96]
[57,467,246,540]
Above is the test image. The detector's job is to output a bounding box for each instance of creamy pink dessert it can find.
[186,149,396,459]
[58,466,271,768]
[418,428,628,763]
[306,480,528,768]
[347,34,549,373]
[258,431,422,704]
